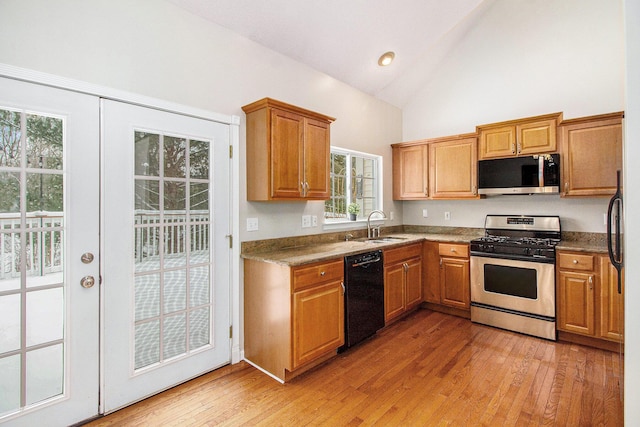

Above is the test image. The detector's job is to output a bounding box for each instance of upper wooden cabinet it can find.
[429,134,478,199]
[477,112,562,160]
[392,133,478,200]
[392,143,429,200]
[559,112,623,197]
[242,98,335,201]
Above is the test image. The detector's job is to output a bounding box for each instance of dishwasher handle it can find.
[351,257,382,268]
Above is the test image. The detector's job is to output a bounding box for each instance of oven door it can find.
[470,255,555,318]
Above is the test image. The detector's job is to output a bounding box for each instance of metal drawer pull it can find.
[573,259,578,264]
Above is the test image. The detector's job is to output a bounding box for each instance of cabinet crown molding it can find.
[241,97,335,123]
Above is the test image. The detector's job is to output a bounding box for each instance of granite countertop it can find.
[556,232,608,254]
[241,227,608,266]
[241,230,484,266]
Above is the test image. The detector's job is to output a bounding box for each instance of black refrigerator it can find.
[607,170,624,294]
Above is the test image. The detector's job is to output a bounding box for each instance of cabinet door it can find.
[429,137,478,199]
[479,125,516,159]
[557,271,595,336]
[303,117,330,199]
[405,258,423,310]
[440,257,470,310]
[422,241,441,304]
[392,145,428,199]
[517,118,557,155]
[600,258,624,342]
[271,108,304,198]
[384,263,406,322]
[560,116,623,197]
[292,281,344,369]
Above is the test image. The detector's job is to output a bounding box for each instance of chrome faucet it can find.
[367,210,387,239]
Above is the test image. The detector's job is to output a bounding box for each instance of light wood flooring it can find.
[84,309,624,426]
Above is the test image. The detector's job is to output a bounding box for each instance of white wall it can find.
[623,0,639,421]
[0,0,403,242]
[401,0,625,232]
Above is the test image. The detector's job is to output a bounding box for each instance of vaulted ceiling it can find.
[167,0,490,107]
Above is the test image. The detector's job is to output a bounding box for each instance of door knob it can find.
[81,252,94,264]
[80,276,96,288]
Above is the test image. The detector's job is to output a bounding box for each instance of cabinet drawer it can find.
[439,243,469,258]
[384,243,422,265]
[557,252,595,271]
[293,259,343,291]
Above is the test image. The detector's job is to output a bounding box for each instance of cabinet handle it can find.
[403,262,409,272]
[565,182,569,192]
[511,143,515,154]
[425,187,428,196]
[300,181,305,196]
[573,259,578,264]
[341,281,345,295]
[439,259,443,267]
[588,275,593,290]
[320,271,325,276]
[516,141,521,153]
[451,248,456,253]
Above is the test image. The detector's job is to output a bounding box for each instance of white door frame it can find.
[0,62,242,415]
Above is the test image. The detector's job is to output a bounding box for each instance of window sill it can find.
[322,218,385,232]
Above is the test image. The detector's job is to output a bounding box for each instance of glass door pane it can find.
[0,108,65,415]
[133,132,212,370]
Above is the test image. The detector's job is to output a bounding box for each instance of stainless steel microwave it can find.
[478,154,560,195]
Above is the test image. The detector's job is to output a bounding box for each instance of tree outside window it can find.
[324,148,381,222]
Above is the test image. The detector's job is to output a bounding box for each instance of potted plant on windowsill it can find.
[347,203,360,221]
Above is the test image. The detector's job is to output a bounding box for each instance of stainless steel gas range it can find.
[469,215,561,340]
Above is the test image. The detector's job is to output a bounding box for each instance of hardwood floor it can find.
[84,309,624,426]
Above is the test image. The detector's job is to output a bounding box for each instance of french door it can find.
[0,78,100,425]
[0,75,233,425]
[101,100,231,412]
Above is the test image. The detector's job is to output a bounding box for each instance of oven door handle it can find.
[470,252,555,264]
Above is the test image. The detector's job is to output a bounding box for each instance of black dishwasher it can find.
[339,250,385,352]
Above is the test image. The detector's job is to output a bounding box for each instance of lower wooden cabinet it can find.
[244,257,344,382]
[423,241,470,314]
[556,250,624,344]
[384,243,422,323]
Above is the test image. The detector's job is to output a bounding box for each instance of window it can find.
[324,147,382,222]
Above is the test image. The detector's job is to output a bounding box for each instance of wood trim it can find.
[475,112,563,131]
[558,111,624,126]
[557,330,623,353]
[242,97,335,123]
[391,132,478,148]
[421,302,471,318]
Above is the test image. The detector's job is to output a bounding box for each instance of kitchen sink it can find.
[360,236,408,244]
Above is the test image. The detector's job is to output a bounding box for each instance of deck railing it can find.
[134,210,210,262]
[0,210,210,280]
[0,212,63,280]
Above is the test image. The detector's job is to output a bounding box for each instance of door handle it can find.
[80,275,96,289]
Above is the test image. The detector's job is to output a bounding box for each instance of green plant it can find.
[347,203,360,214]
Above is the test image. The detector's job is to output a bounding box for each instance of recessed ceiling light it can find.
[378,51,395,66]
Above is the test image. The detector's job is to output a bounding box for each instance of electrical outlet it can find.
[422,209,428,218]
[390,211,394,221]
[604,213,607,226]
[311,215,318,227]
[302,215,311,228]
[246,217,259,231]
[444,211,451,221]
